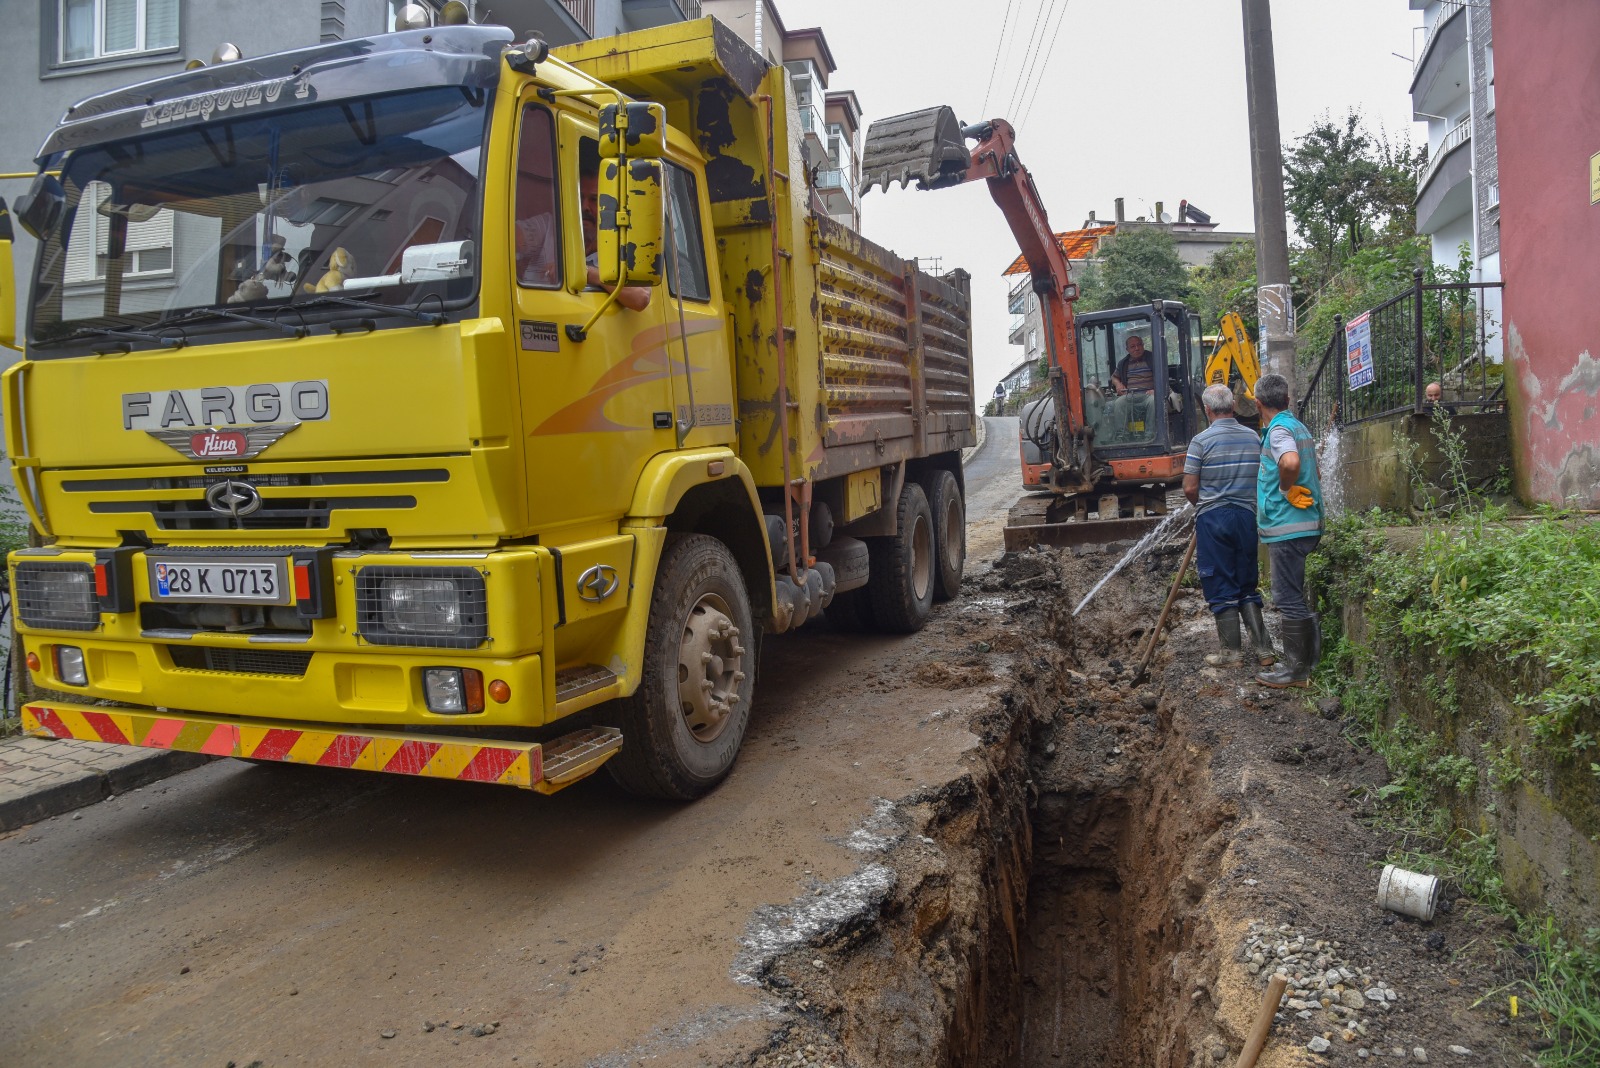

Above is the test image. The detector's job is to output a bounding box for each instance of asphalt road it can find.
[0,419,1021,1068]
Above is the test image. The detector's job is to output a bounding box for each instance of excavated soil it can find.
[738,519,1548,1067]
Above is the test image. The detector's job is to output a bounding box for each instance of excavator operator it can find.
[1110,335,1154,395]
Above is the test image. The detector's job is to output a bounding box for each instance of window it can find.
[513,106,560,288]
[62,181,174,283]
[1484,45,1495,111]
[663,163,711,303]
[59,0,178,64]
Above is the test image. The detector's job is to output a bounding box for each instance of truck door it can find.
[511,105,674,528]
[657,161,735,450]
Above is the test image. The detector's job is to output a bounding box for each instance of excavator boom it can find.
[860,107,1091,494]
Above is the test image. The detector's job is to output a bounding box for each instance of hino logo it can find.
[576,564,620,603]
[205,480,263,518]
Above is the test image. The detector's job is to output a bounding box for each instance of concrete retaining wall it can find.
[1332,411,1511,514]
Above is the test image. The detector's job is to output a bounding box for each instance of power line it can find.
[979,0,1016,120]
[1005,0,1053,120]
[1018,0,1071,133]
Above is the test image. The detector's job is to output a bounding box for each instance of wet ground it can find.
[0,417,1546,1066]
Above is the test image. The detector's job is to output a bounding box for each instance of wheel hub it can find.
[677,596,746,742]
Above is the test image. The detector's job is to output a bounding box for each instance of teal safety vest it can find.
[1257,411,1324,543]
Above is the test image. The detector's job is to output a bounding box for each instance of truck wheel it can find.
[923,469,965,602]
[867,482,935,634]
[606,534,756,801]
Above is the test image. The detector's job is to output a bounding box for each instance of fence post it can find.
[1412,267,1426,415]
[1333,314,1344,426]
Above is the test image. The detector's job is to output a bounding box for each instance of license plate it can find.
[149,559,290,604]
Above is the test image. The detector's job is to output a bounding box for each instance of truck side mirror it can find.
[0,197,16,350]
[598,102,667,159]
[597,157,664,288]
[15,174,64,241]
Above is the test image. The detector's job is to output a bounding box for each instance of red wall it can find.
[1493,0,1600,507]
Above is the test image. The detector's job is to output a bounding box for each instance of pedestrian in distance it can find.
[1253,373,1325,688]
[1183,384,1274,667]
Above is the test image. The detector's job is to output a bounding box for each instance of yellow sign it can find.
[1592,150,1600,205]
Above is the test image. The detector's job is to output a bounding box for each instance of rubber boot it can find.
[1306,613,1323,672]
[1257,618,1312,689]
[1240,602,1275,666]
[1204,608,1244,667]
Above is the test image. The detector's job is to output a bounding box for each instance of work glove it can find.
[1286,485,1314,510]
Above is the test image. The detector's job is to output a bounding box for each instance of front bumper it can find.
[22,702,622,794]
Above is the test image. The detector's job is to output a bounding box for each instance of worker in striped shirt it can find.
[1183,383,1275,667]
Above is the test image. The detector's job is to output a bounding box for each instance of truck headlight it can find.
[356,567,487,648]
[54,645,88,686]
[422,667,485,714]
[13,563,100,631]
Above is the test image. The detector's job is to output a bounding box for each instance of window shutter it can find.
[146,0,179,49]
[103,0,139,54]
[126,209,173,253]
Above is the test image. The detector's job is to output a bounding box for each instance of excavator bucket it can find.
[858,106,972,194]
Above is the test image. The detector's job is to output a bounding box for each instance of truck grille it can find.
[167,646,313,676]
[68,469,445,531]
[90,495,416,530]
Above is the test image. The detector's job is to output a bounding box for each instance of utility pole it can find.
[1240,0,1295,389]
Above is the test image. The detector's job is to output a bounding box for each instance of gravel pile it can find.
[1240,921,1452,1060]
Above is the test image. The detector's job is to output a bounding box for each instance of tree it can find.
[1284,110,1425,293]
[1074,227,1190,312]
[1190,239,1258,336]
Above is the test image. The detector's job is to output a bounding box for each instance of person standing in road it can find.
[1253,373,1325,688]
[1183,384,1275,667]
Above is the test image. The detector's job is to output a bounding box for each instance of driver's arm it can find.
[585,265,652,312]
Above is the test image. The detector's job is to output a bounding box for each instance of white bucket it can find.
[1376,864,1441,921]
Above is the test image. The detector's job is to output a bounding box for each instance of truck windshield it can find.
[30,86,487,347]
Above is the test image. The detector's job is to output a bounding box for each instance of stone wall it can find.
[1340,603,1599,934]
[1329,411,1511,515]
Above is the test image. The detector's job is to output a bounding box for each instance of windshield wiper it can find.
[33,325,186,352]
[149,305,308,338]
[292,293,448,327]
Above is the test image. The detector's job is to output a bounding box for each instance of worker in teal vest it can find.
[1254,373,1325,688]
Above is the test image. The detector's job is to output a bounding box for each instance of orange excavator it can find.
[859,108,1206,549]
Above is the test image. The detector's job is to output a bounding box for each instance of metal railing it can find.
[1418,119,1471,198]
[1008,275,1031,314]
[817,168,857,205]
[1298,270,1505,434]
[1414,0,1465,76]
[561,0,596,35]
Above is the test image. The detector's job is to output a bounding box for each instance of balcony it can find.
[797,101,829,167]
[1008,275,1031,315]
[560,0,595,35]
[623,0,702,31]
[1410,0,1468,121]
[1416,120,1472,233]
[817,167,857,215]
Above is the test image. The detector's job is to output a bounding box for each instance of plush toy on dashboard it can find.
[303,247,354,293]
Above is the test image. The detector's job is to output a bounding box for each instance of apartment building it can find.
[1408,0,1499,289]
[702,0,862,229]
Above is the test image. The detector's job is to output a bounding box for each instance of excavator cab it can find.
[1077,302,1203,458]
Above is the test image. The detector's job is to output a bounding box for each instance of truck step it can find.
[555,664,618,702]
[534,727,624,795]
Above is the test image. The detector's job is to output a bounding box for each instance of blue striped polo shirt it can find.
[1185,416,1261,515]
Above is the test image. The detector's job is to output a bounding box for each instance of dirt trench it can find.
[745,538,1240,1068]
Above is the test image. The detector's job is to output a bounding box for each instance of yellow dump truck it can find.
[0,17,974,800]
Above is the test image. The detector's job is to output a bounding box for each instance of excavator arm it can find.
[859,108,1093,493]
[1205,312,1261,398]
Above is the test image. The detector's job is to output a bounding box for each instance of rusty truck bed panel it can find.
[559,19,975,492]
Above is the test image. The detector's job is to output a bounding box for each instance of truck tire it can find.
[922,468,965,602]
[866,482,935,634]
[606,534,756,801]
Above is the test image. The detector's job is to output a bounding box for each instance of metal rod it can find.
[758,92,802,584]
[1412,267,1426,415]
[1135,533,1196,682]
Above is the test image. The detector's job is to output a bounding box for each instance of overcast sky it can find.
[782,0,1427,399]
